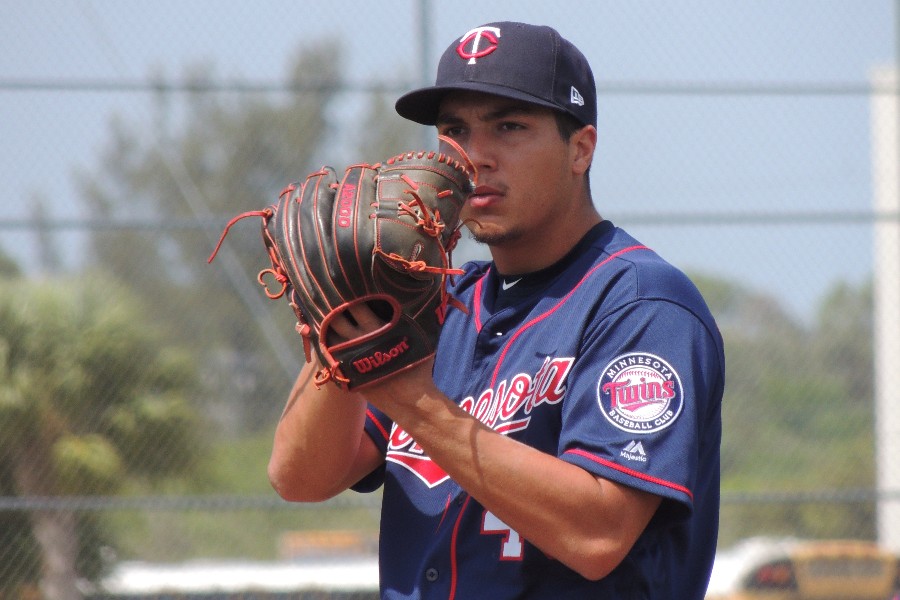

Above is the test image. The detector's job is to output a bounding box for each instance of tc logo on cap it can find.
[457,26,501,65]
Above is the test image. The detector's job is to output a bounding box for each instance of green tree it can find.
[357,87,422,160]
[31,192,63,275]
[74,45,388,432]
[71,42,442,436]
[694,273,876,546]
[0,248,19,278]
[812,279,873,398]
[0,273,203,600]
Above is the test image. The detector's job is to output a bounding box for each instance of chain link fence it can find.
[1,1,898,598]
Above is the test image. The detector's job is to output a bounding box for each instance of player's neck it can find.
[491,211,602,275]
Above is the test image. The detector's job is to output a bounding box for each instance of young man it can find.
[269,21,725,599]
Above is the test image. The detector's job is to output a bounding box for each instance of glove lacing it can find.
[375,140,477,324]
[375,186,467,324]
[208,200,316,365]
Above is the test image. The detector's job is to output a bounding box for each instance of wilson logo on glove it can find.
[352,337,411,375]
[337,183,357,228]
[209,137,476,390]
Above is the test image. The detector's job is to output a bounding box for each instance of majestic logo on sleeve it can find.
[597,352,683,434]
[387,356,573,487]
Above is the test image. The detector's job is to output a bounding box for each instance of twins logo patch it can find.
[597,352,683,434]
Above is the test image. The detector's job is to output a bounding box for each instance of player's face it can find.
[435,92,594,270]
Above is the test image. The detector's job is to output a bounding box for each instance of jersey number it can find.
[481,511,524,560]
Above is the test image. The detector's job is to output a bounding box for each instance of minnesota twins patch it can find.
[597,352,683,434]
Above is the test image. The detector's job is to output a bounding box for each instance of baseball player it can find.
[268,21,725,599]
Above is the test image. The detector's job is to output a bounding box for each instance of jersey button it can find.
[425,567,439,582]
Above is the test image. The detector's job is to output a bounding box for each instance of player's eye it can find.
[498,121,525,132]
[439,125,465,138]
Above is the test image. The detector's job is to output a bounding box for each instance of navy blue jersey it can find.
[356,221,725,599]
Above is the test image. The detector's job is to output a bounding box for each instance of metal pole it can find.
[418,0,435,150]
[872,1,900,549]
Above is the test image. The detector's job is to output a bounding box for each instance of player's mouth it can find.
[468,185,503,209]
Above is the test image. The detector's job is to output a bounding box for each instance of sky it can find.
[0,0,896,321]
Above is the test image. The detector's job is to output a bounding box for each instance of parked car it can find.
[706,537,900,600]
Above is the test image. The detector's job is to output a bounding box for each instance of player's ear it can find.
[570,124,597,176]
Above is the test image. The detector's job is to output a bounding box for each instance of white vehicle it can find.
[96,556,379,599]
[707,537,900,600]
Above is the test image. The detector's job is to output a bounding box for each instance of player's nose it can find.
[460,132,497,173]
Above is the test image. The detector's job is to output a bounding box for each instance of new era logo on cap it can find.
[396,21,597,128]
[570,86,585,107]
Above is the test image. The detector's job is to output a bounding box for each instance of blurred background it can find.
[1,1,898,598]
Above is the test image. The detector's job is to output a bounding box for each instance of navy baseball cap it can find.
[396,22,596,128]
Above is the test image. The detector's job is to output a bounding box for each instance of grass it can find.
[104,429,382,562]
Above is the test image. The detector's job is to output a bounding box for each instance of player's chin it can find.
[466,223,521,247]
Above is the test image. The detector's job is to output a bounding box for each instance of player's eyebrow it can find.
[434,113,464,128]
[435,101,544,127]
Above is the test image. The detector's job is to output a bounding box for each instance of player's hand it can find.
[325,302,388,343]
[359,356,438,411]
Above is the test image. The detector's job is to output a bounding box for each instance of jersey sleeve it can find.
[350,403,393,493]
[559,297,724,521]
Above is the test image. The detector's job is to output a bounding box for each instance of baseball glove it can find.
[210,142,475,390]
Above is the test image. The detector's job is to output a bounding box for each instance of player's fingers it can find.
[346,302,385,334]
[327,302,387,342]
[327,313,360,342]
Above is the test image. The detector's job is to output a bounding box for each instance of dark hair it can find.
[554,111,593,194]
[554,110,585,141]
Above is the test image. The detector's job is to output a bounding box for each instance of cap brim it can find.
[395,82,562,125]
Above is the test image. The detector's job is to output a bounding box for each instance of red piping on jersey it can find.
[436,493,454,534]
[448,494,471,600]
[366,408,390,442]
[489,245,649,388]
[565,448,694,501]
[473,274,486,332]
